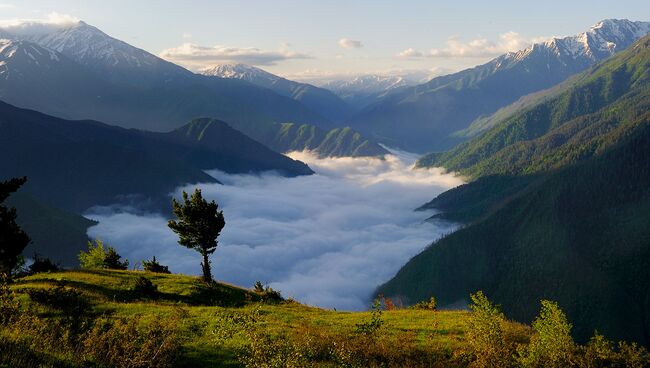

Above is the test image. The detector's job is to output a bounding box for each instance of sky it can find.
[1,0,648,81]
[85,150,464,310]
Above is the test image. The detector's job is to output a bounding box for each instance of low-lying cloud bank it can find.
[85,150,463,310]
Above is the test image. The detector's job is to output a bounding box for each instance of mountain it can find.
[378,35,650,345]
[418,31,650,178]
[349,19,650,153]
[0,101,312,213]
[0,21,331,133]
[7,192,96,267]
[202,63,353,123]
[19,21,190,88]
[257,123,389,157]
[321,74,424,112]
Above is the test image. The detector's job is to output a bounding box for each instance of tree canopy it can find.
[168,189,225,282]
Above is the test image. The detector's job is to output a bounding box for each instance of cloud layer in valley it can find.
[85,150,463,310]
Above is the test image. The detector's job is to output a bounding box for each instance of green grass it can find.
[9,269,529,367]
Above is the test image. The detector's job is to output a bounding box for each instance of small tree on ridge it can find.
[168,189,225,282]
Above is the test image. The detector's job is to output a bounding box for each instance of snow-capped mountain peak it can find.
[0,19,190,85]
[494,19,650,73]
[201,63,281,84]
[544,19,648,60]
[21,21,158,68]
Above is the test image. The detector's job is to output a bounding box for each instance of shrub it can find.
[79,239,108,269]
[412,296,438,311]
[355,298,383,336]
[28,253,61,274]
[253,281,283,303]
[465,291,514,368]
[103,246,129,270]
[79,239,129,270]
[26,281,92,317]
[133,276,158,299]
[518,300,575,368]
[81,315,181,368]
[142,256,170,273]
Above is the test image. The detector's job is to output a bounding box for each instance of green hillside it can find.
[381,35,650,346]
[7,193,95,267]
[271,123,388,157]
[220,119,388,158]
[418,35,650,178]
[3,270,530,367]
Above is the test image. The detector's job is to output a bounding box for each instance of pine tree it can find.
[168,189,225,282]
[0,177,30,276]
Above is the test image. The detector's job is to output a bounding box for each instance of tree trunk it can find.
[201,252,212,282]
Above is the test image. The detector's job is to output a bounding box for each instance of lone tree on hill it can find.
[0,177,30,276]
[168,189,225,282]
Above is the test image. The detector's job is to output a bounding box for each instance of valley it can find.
[1,4,650,367]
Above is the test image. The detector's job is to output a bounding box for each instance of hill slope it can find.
[6,193,96,267]
[0,101,312,212]
[379,35,650,345]
[6,269,530,367]
[349,19,650,152]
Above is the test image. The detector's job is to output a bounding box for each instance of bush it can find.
[253,281,283,303]
[412,296,438,311]
[133,276,158,299]
[26,281,92,317]
[81,315,181,368]
[28,253,61,274]
[355,298,383,336]
[465,291,515,368]
[103,247,129,270]
[518,300,575,368]
[142,256,170,274]
[79,239,129,270]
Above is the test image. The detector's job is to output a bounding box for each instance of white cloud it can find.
[182,32,192,39]
[399,31,549,59]
[0,4,16,10]
[159,43,311,70]
[0,12,80,36]
[85,150,463,310]
[398,48,424,58]
[338,38,363,49]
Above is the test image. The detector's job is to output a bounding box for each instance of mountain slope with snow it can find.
[348,19,650,153]
[0,21,332,133]
[203,63,353,123]
[17,21,190,87]
[321,73,428,111]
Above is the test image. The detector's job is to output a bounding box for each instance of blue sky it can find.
[1,0,649,80]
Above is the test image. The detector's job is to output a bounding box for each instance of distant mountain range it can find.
[348,19,650,152]
[202,63,353,123]
[0,21,385,158]
[320,74,427,111]
[379,34,650,345]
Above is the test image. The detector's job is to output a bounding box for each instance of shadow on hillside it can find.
[14,276,257,308]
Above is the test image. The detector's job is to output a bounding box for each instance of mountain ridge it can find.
[348,19,650,153]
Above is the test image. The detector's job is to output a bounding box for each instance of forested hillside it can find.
[380,35,650,345]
